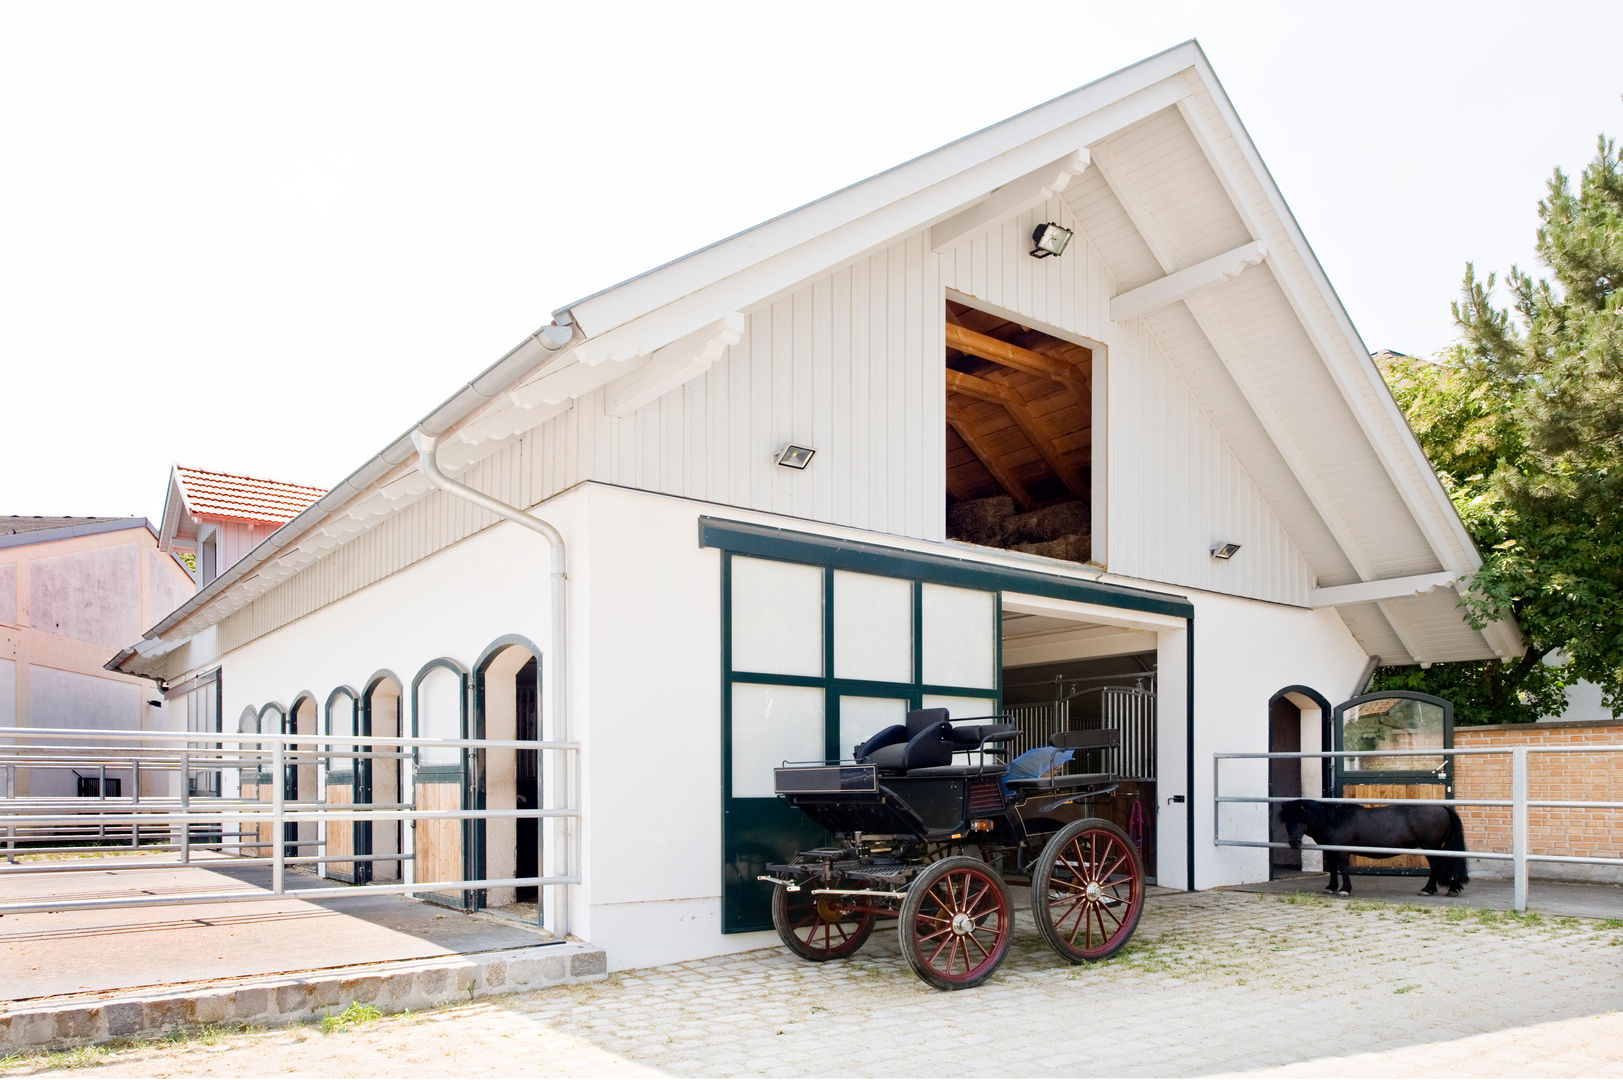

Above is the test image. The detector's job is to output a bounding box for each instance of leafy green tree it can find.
[1373,136,1623,723]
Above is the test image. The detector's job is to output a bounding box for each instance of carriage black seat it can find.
[949,722,1019,747]
[856,711,1019,776]
[853,707,949,761]
[857,708,955,772]
[1050,728,1120,750]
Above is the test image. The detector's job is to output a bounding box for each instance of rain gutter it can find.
[108,321,578,677]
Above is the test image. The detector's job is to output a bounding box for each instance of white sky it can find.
[3,1,1620,523]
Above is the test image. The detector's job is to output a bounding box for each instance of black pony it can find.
[1279,799,1469,898]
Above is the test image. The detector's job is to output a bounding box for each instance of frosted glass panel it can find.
[834,571,912,682]
[923,694,1000,725]
[731,557,823,677]
[416,668,463,767]
[732,684,825,798]
[921,583,997,689]
[839,696,909,760]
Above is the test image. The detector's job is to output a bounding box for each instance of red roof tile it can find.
[174,466,327,526]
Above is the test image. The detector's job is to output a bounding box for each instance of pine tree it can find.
[1375,136,1623,721]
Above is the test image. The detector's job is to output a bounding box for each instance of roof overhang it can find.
[111,40,1521,678]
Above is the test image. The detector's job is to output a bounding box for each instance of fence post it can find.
[180,751,191,865]
[272,736,286,895]
[5,763,14,864]
[1511,746,1528,913]
[132,761,143,849]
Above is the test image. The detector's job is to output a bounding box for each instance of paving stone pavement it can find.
[13,889,1623,1078]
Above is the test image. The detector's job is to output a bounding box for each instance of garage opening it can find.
[944,300,1096,565]
[1001,600,1162,882]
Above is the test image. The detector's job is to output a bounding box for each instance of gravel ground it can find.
[5,890,1621,1078]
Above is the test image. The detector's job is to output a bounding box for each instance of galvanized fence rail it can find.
[0,725,581,935]
[1214,744,1623,911]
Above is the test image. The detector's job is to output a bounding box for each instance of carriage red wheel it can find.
[771,880,876,961]
[1032,818,1143,962]
[899,856,1012,990]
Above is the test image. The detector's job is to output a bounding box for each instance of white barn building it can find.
[112,42,1521,969]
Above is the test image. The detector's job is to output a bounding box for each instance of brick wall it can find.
[1453,720,1622,880]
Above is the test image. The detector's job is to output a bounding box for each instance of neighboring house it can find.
[157,465,328,588]
[111,42,1522,969]
[2,517,194,798]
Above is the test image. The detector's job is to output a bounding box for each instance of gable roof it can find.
[157,464,328,555]
[0,517,153,551]
[172,465,328,525]
[112,40,1522,676]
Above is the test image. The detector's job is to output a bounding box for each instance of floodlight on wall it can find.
[1210,542,1242,561]
[1030,222,1073,259]
[774,444,816,470]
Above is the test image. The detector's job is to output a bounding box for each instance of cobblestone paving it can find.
[14,890,1623,1078]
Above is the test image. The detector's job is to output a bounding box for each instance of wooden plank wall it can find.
[325,783,353,880]
[414,781,464,901]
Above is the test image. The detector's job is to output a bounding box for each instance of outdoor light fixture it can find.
[1030,222,1073,259]
[1210,542,1242,561]
[775,444,816,470]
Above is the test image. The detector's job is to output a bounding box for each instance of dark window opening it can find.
[945,300,1095,565]
[76,776,122,798]
[515,657,540,902]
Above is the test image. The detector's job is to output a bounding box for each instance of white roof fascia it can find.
[1178,48,1483,580]
[557,43,1203,342]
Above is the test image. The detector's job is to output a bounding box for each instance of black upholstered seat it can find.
[855,708,955,772]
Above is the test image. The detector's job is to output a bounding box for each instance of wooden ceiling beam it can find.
[946,323,1087,395]
[944,368,1012,404]
[946,404,1036,510]
[947,370,1088,500]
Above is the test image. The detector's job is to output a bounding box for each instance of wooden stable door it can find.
[413,768,469,907]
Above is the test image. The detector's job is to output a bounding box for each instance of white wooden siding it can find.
[514,233,947,542]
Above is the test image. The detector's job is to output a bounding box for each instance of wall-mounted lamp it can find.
[1030,222,1073,259]
[774,444,816,470]
[1210,542,1242,561]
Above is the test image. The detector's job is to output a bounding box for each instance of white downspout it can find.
[411,429,573,937]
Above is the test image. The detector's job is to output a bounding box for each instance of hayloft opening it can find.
[944,301,1095,564]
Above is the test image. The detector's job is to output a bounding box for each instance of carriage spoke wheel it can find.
[899,856,1012,990]
[771,880,876,961]
[1032,818,1144,962]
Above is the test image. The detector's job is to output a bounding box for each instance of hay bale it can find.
[1002,501,1090,545]
[947,495,1016,543]
[1011,533,1091,564]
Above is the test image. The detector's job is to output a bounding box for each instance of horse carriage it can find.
[758,707,1145,989]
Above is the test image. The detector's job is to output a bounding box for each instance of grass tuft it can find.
[321,1001,384,1035]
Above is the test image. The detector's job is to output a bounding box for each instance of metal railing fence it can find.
[0,725,581,935]
[1214,744,1623,911]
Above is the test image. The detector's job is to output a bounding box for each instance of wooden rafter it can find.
[946,402,1036,510]
[946,370,1089,499]
[946,323,1087,395]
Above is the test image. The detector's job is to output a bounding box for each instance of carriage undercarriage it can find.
[760,713,1145,989]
